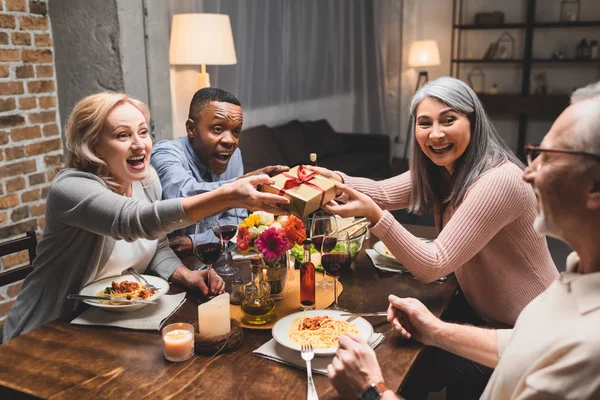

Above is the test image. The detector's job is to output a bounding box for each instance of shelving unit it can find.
[450,0,600,157]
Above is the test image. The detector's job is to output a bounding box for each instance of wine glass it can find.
[212,209,240,277]
[310,214,337,290]
[322,232,351,311]
[193,219,223,294]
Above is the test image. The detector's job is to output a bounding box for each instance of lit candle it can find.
[197,292,231,338]
[162,322,194,362]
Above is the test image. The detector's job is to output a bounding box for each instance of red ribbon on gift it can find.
[278,165,326,205]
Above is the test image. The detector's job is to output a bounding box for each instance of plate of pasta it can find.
[78,274,169,312]
[272,310,374,356]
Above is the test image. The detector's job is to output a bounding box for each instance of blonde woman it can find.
[3,92,289,342]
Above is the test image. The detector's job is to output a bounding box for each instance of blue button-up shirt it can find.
[151,137,246,244]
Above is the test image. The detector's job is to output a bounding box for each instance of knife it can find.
[340,312,388,317]
[67,294,158,305]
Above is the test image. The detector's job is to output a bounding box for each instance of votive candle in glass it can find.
[162,322,194,362]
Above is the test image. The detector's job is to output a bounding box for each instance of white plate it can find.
[271,309,374,356]
[373,238,433,264]
[79,274,169,313]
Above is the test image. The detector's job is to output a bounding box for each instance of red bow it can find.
[279,165,325,205]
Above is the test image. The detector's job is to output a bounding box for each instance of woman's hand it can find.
[305,165,344,183]
[171,266,225,296]
[322,182,384,225]
[386,295,444,346]
[223,174,290,215]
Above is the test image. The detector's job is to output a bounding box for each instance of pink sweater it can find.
[343,162,558,327]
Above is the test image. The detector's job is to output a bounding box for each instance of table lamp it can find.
[401,40,441,158]
[169,13,237,89]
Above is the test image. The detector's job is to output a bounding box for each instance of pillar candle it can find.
[198,292,231,338]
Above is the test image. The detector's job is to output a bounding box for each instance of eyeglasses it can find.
[524,144,600,167]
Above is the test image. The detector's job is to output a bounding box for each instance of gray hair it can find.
[408,76,523,214]
[570,81,600,155]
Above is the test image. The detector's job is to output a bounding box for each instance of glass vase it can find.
[241,256,276,325]
[263,252,288,300]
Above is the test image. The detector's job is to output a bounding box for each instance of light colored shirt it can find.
[483,252,600,399]
[86,181,158,285]
[343,162,558,327]
[151,137,246,244]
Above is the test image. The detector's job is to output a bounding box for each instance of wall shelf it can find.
[451,59,524,64]
[453,20,600,30]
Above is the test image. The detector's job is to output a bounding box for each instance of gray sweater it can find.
[2,168,193,342]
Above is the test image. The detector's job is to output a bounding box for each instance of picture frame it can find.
[560,0,580,22]
[495,32,515,59]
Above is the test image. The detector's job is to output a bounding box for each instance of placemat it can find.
[230,270,343,329]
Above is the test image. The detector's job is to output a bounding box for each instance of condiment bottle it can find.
[300,239,315,310]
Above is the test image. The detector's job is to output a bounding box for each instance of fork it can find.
[300,343,319,400]
[126,267,160,291]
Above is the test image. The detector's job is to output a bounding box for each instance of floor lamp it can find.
[402,40,441,161]
[169,14,238,89]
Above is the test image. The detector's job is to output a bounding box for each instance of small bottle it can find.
[589,40,598,60]
[489,83,499,95]
[229,277,245,305]
[300,239,315,310]
[309,153,317,166]
[575,39,588,59]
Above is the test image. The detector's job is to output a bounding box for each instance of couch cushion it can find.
[239,125,288,172]
[302,119,349,158]
[319,152,387,177]
[271,120,311,166]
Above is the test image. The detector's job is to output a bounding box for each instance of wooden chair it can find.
[0,231,37,287]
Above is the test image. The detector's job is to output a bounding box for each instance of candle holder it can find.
[192,319,243,355]
[162,322,195,362]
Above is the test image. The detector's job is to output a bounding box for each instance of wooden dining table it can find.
[0,225,457,400]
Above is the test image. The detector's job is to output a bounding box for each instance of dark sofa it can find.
[238,119,391,178]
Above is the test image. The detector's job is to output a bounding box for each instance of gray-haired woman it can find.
[312,77,559,398]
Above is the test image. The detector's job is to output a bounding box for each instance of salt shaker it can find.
[229,277,245,305]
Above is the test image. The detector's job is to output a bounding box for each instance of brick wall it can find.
[0,0,62,321]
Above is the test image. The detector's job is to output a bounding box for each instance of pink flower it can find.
[255,227,289,263]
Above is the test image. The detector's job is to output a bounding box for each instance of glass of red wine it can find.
[322,232,351,311]
[193,219,223,294]
[212,209,239,277]
[310,215,337,290]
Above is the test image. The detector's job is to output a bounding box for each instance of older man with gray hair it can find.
[327,81,600,400]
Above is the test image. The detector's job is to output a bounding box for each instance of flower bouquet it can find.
[236,212,306,298]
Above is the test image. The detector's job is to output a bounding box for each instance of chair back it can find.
[0,231,37,287]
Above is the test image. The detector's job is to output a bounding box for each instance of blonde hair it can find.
[65,92,151,190]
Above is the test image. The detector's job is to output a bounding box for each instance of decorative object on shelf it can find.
[241,255,276,325]
[560,0,580,22]
[474,11,504,25]
[467,68,486,93]
[489,83,499,95]
[575,38,591,59]
[483,42,499,60]
[551,51,565,60]
[591,40,599,59]
[495,32,515,59]
[402,40,441,159]
[533,72,549,95]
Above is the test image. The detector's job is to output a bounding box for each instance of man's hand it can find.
[239,165,289,179]
[168,236,192,253]
[386,295,444,346]
[328,334,387,399]
[171,266,225,297]
[322,182,384,224]
[223,174,290,214]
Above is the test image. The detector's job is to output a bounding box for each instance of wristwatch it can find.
[360,381,389,400]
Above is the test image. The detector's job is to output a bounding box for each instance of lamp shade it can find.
[170,14,237,65]
[408,40,440,68]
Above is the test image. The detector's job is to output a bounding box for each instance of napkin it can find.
[71,293,187,331]
[366,249,408,273]
[253,333,385,375]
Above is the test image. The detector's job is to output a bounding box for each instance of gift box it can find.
[262,166,337,218]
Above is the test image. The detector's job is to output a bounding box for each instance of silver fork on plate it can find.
[301,342,319,400]
[126,267,160,291]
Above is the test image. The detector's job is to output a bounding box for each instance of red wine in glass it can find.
[213,224,237,242]
[194,242,222,266]
[321,253,351,278]
[313,236,337,253]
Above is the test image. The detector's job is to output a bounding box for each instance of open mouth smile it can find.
[429,143,454,154]
[126,155,146,170]
[214,152,232,163]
